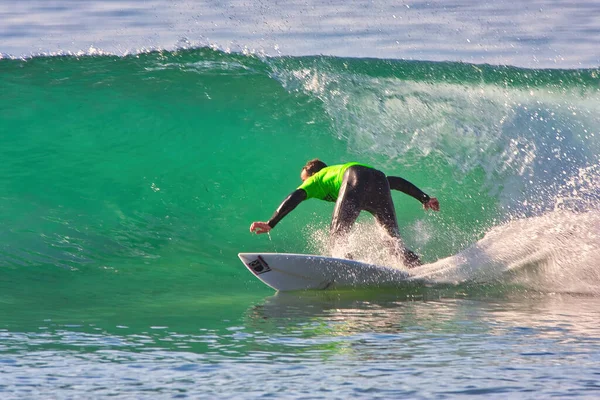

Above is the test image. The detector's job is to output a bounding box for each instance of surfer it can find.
[249,159,439,267]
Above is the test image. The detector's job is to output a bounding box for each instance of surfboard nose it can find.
[238,253,252,264]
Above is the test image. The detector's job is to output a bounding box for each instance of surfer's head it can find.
[301,159,327,181]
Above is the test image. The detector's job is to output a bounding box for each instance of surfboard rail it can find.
[238,252,414,291]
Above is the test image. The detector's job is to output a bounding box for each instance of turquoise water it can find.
[2,2,600,398]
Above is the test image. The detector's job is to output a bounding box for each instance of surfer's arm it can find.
[250,189,307,234]
[387,176,440,211]
[267,189,307,228]
[387,176,430,203]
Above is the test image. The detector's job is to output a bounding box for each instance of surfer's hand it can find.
[250,221,272,234]
[423,197,440,211]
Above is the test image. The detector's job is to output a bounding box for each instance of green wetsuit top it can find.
[266,162,430,228]
[297,162,371,202]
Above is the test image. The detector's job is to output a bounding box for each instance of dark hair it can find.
[302,159,327,176]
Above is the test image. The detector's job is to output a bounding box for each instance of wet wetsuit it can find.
[267,162,431,266]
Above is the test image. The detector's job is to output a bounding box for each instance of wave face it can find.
[2,48,600,298]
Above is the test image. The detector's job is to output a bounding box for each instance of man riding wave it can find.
[250,159,439,267]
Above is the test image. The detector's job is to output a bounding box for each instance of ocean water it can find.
[2,1,600,399]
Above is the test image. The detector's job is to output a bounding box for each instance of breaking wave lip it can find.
[0,45,117,60]
[0,41,274,61]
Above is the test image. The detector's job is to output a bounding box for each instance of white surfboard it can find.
[238,252,419,291]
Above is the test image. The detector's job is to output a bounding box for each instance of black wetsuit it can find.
[267,165,431,267]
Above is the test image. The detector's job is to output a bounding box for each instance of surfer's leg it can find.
[374,213,421,268]
[369,193,422,268]
[329,171,361,257]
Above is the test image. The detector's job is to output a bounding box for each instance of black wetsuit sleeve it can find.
[387,176,431,204]
[267,189,308,228]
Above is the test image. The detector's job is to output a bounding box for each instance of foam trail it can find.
[412,210,600,294]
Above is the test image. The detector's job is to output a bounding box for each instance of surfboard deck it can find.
[238,252,419,291]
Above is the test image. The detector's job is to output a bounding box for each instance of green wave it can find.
[1,48,599,302]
